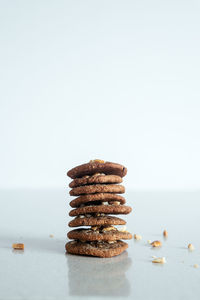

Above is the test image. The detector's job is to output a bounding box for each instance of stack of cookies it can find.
[65,160,132,258]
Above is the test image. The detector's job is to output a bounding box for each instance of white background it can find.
[0,0,200,190]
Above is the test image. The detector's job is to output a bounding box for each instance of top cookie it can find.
[67,160,127,179]
[69,174,122,188]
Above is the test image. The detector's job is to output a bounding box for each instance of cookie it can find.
[69,184,125,196]
[65,240,128,258]
[69,174,122,188]
[69,193,126,208]
[67,160,127,179]
[68,216,126,227]
[67,228,132,241]
[69,205,132,217]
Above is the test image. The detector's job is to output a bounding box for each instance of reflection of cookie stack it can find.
[65,160,132,258]
[67,252,132,296]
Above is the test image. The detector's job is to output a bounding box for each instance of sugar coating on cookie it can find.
[69,204,132,217]
[67,161,127,179]
[66,160,131,258]
[69,174,122,188]
[68,215,126,227]
[65,240,128,258]
[67,227,132,241]
[70,193,126,208]
[69,184,125,196]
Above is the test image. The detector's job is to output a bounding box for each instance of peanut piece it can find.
[90,159,105,163]
[188,243,194,251]
[134,234,142,240]
[12,243,24,250]
[152,257,166,264]
[151,240,162,247]
[163,230,168,237]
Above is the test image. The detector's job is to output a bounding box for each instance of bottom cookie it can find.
[65,240,128,258]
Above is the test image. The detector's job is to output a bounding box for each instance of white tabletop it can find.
[0,189,200,300]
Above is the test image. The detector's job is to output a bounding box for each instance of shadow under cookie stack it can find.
[65,160,132,258]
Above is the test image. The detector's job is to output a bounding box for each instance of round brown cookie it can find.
[67,160,127,179]
[65,240,128,258]
[67,228,132,241]
[69,174,122,188]
[70,193,126,208]
[68,216,126,227]
[70,184,125,196]
[69,205,132,217]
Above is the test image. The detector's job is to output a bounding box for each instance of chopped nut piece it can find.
[12,243,24,250]
[91,226,99,231]
[193,264,199,268]
[134,234,142,240]
[112,201,120,206]
[152,257,166,264]
[119,226,128,233]
[102,201,108,205]
[102,226,116,232]
[96,213,105,217]
[85,214,92,218]
[163,230,168,237]
[49,234,54,238]
[147,240,151,244]
[90,159,105,163]
[107,241,115,244]
[151,240,162,247]
[188,243,195,251]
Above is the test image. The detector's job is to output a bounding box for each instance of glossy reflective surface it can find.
[0,189,200,299]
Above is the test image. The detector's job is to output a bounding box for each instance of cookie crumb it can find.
[188,243,194,251]
[12,243,24,250]
[134,234,142,240]
[119,226,128,233]
[151,240,162,247]
[102,226,116,232]
[193,264,199,268]
[152,257,166,264]
[91,226,99,231]
[147,240,151,244]
[49,234,54,238]
[163,230,168,237]
[112,201,120,206]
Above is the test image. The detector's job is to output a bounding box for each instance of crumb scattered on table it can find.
[152,257,166,264]
[134,234,142,240]
[12,243,24,250]
[188,243,194,251]
[163,229,168,237]
[151,240,162,247]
